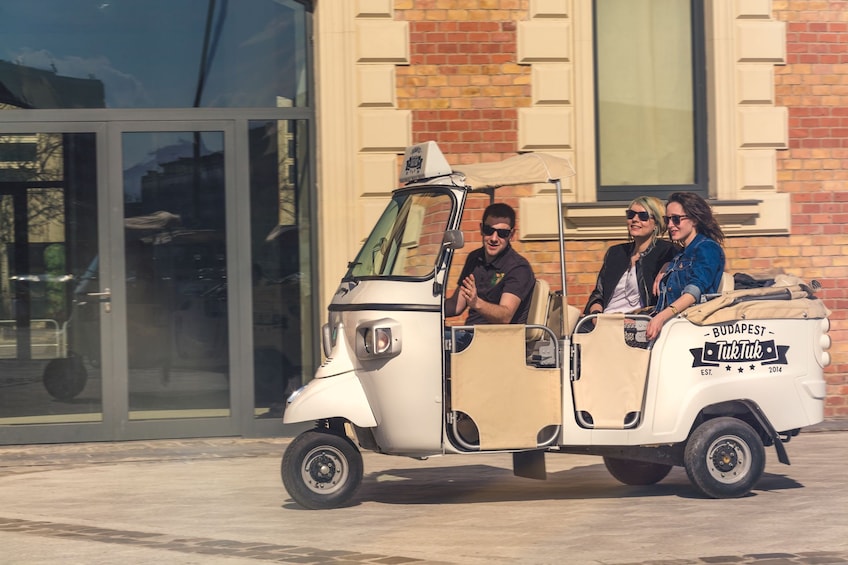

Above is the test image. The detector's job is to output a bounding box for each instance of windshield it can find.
[346,190,455,279]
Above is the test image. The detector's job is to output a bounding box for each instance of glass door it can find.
[0,129,107,431]
[0,120,255,443]
[112,124,236,431]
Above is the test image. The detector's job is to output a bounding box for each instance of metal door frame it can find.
[107,120,242,440]
[0,121,114,443]
[0,119,247,442]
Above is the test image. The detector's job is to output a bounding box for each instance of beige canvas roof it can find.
[453,153,575,190]
[685,284,830,325]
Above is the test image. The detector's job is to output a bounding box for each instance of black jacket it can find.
[583,239,678,315]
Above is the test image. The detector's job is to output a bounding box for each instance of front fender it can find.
[283,371,378,427]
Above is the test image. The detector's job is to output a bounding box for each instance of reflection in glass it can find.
[347,191,454,279]
[0,0,310,109]
[249,119,313,417]
[0,133,102,424]
[123,131,229,420]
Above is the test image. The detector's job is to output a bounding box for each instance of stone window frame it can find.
[516,0,790,241]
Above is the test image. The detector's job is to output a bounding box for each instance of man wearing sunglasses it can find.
[445,203,535,327]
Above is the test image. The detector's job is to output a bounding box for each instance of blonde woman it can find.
[584,196,677,316]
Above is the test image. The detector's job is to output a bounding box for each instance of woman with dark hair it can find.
[646,191,725,340]
[584,196,677,316]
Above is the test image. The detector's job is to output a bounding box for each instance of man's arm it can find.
[460,274,521,323]
[445,254,474,318]
[444,285,468,317]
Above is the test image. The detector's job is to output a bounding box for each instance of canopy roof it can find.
[454,152,575,190]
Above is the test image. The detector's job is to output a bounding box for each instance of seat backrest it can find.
[525,278,550,341]
[718,271,734,293]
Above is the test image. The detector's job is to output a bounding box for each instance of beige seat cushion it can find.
[525,279,550,341]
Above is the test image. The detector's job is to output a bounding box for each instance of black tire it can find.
[43,354,88,401]
[684,417,765,499]
[281,429,363,510]
[603,457,673,486]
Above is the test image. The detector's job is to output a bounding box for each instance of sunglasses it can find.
[625,209,652,222]
[662,214,691,226]
[481,224,513,239]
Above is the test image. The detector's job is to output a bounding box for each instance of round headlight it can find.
[375,328,392,353]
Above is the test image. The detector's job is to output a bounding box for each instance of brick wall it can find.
[396,0,539,309]
[396,1,847,417]
[773,0,848,417]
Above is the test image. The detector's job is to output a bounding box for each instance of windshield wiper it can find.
[341,262,361,284]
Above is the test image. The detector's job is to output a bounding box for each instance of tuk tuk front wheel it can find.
[683,417,765,499]
[281,429,363,510]
[603,457,672,486]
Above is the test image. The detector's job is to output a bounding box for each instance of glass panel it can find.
[0,0,310,109]
[249,119,313,417]
[0,132,102,425]
[123,131,229,420]
[346,191,454,280]
[596,0,694,186]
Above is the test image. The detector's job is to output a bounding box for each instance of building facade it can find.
[0,0,844,445]
[0,0,317,443]
[313,0,845,419]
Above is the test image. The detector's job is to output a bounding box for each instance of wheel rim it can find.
[300,445,349,495]
[706,434,751,484]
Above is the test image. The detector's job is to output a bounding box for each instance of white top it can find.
[605,267,641,313]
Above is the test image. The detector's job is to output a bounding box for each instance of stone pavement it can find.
[0,421,847,565]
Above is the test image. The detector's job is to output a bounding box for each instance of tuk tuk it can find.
[281,142,831,509]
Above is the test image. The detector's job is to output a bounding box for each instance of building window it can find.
[594,0,706,201]
[0,0,311,109]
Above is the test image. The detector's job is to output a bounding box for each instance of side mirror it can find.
[433,230,464,296]
[441,229,464,250]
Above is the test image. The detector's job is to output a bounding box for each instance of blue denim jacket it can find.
[655,233,725,311]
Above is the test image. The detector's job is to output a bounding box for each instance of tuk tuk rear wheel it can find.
[281,429,363,510]
[684,417,765,499]
[603,457,672,486]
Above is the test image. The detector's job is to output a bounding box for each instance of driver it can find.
[445,203,535,349]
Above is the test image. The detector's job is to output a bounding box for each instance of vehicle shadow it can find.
[352,463,803,506]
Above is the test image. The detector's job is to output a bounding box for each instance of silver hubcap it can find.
[706,434,751,484]
[301,445,348,494]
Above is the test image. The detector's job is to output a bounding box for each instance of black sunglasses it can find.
[481,224,512,238]
[662,214,690,226]
[625,209,652,222]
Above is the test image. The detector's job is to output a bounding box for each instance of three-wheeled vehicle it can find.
[281,141,831,509]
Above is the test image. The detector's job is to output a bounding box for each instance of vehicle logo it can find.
[690,322,789,371]
[403,152,424,177]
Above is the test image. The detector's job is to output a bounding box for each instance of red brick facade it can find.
[396,1,847,418]
[773,1,848,417]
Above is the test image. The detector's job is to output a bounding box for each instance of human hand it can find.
[652,272,663,296]
[645,310,672,340]
[460,274,478,309]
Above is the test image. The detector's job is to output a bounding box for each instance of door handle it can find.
[86,288,112,312]
[86,288,111,301]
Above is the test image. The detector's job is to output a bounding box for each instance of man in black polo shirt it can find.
[445,203,535,327]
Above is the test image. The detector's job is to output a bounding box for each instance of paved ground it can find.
[1,421,847,565]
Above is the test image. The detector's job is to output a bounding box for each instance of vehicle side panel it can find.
[330,279,445,457]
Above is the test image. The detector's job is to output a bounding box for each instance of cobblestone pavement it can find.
[1,514,846,565]
[1,422,847,565]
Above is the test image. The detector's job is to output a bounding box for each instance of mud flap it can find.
[513,450,547,480]
[740,399,790,465]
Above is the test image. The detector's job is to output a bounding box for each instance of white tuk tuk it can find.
[281,142,831,509]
